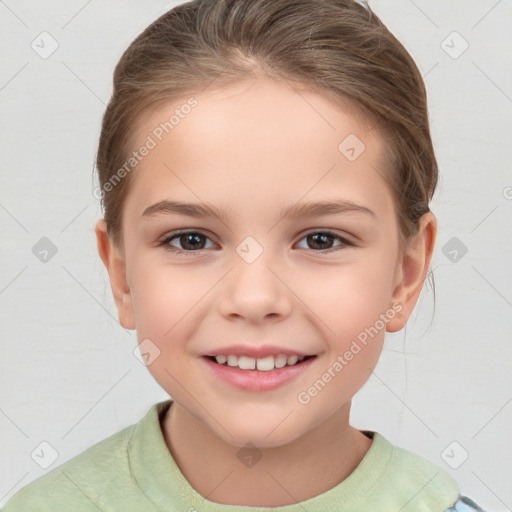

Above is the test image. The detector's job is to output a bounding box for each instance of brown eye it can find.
[161,231,214,254]
[296,231,353,252]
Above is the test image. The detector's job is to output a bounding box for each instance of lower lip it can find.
[201,356,317,392]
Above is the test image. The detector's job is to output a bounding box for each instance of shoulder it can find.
[383,434,460,495]
[367,433,488,512]
[363,432,459,509]
[2,422,138,511]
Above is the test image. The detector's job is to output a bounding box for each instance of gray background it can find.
[1,0,511,509]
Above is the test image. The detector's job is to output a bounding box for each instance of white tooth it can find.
[298,356,305,362]
[256,356,275,371]
[215,355,227,364]
[274,354,288,368]
[287,355,299,366]
[227,355,239,367]
[238,356,256,370]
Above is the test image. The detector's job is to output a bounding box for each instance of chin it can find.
[215,420,303,449]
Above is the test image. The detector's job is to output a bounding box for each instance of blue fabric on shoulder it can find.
[445,495,487,512]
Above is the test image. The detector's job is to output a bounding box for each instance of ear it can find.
[386,212,437,333]
[95,219,136,330]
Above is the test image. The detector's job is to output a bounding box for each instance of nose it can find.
[217,250,293,324]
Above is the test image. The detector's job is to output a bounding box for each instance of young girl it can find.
[2,0,491,510]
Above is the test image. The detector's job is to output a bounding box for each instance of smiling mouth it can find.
[205,354,317,371]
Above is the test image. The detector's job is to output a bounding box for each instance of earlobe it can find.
[94,220,136,330]
[386,212,437,333]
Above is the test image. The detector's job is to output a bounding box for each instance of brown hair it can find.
[95,0,437,261]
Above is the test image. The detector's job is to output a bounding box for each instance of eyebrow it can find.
[141,199,375,221]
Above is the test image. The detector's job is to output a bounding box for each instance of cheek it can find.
[129,259,210,344]
[299,255,397,400]
[306,254,396,340]
[129,262,210,386]
[295,261,391,412]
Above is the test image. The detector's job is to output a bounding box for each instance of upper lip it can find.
[203,345,314,358]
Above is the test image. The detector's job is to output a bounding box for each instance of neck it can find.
[161,400,372,507]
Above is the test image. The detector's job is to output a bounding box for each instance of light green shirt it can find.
[3,399,462,511]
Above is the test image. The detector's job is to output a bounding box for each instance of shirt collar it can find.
[128,399,393,511]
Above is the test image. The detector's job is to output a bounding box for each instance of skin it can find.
[95,77,437,507]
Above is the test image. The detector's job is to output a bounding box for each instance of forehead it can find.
[123,78,394,225]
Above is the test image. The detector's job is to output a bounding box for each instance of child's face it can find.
[99,78,432,447]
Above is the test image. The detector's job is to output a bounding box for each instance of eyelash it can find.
[158,230,355,256]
